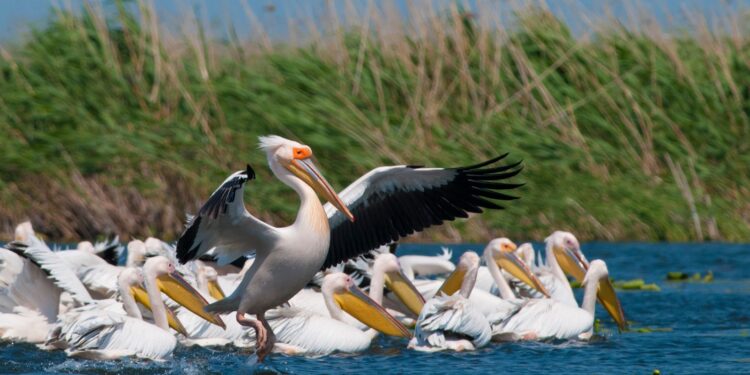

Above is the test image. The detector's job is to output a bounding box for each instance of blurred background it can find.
[1,0,749,243]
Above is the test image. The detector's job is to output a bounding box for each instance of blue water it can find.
[2,242,749,374]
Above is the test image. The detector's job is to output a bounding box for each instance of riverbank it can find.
[1,3,748,242]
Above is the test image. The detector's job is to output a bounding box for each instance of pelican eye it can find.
[293,147,312,159]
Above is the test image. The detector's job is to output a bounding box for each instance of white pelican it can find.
[175,135,522,360]
[271,272,412,355]
[69,240,156,300]
[125,240,147,267]
[0,227,95,343]
[488,258,626,341]
[408,239,547,317]
[180,270,413,354]
[533,231,588,306]
[409,251,491,352]
[46,256,223,360]
[541,231,628,331]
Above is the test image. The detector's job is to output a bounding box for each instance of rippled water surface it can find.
[2,242,749,374]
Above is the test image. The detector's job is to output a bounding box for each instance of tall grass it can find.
[1,1,749,242]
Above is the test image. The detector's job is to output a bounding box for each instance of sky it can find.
[0,0,747,44]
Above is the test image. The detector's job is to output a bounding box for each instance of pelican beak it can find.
[289,157,355,222]
[157,271,226,329]
[495,251,551,298]
[597,277,628,331]
[207,279,226,300]
[552,245,588,283]
[334,285,411,338]
[384,270,425,316]
[130,285,189,336]
[437,267,466,296]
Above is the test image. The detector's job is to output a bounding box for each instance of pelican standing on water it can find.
[176,135,523,360]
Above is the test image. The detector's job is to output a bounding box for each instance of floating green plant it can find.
[613,279,661,291]
[666,271,713,282]
[632,327,673,333]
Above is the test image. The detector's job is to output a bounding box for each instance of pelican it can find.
[175,135,522,360]
[178,252,423,351]
[467,237,626,340]
[407,239,547,317]
[488,258,626,341]
[68,240,155,300]
[0,226,95,343]
[270,272,412,355]
[532,231,588,305]
[542,231,628,331]
[409,252,491,352]
[46,256,224,360]
[180,269,414,354]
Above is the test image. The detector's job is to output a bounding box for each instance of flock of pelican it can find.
[0,135,626,362]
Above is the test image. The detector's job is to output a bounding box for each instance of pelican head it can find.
[484,238,550,297]
[323,272,411,338]
[143,256,225,329]
[372,253,425,316]
[126,240,147,267]
[14,221,35,242]
[77,241,95,253]
[120,266,145,286]
[516,243,535,266]
[119,266,189,336]
[546,231,588,282]
[196,261,226,300]
[583,260,627,331]
[438,251,481,298]
[144,237,170,257]
[259,135,354,222]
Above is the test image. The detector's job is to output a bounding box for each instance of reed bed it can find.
[1,1,749,242]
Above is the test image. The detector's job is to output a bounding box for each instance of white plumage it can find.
[409,252,490,352]
[174,135,521,361]
[411,294,491,352]
[49,304,177,361]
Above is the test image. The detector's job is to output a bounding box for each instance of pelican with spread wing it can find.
[175,135,522,360]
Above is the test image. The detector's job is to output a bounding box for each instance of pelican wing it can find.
[414,295,492,349]
[50,308,176,360]
[323,155,522,269]
[6,237,93,305]
[498,299,593,340]
[78,264,122,299]
[0,249,62,322]
[176,165,278,265]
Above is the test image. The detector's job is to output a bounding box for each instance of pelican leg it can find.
[236,312,268,361]
[257,312,276,362]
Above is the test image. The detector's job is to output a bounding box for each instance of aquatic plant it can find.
[1,2,749,242]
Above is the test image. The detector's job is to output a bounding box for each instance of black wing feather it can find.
[176,165,255,264]
[322,155,523,269]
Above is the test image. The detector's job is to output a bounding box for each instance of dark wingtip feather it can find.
[176,216,201,264]
[460,153,509,171]
[245,164,256,180]
[388,242,399,254]
[96,242,121,266]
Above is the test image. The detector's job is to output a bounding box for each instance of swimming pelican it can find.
[409,251,491,352]
[542,231,628,331]
[408,239,547,317]
[488,258,626,341]
[175,135,522,360]
[0,228,94,343]
[271,272,412,355]
[46,256,223,360]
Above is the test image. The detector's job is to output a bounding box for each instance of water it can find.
[2,242,749,374]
